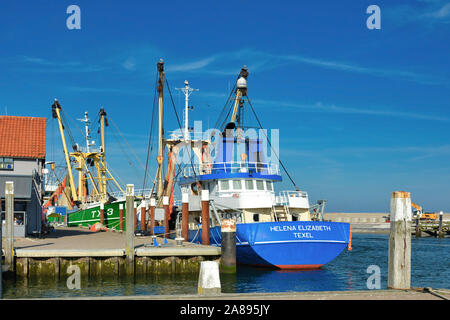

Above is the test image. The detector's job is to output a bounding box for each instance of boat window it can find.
[256,180,265,190]
[233,180,242,190]
[219,180,229,191]
[245,180,254,190]
[266,181,273,191]
[253,214,260,222]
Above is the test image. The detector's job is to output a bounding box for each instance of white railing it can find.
[84,188,154,203]
[275,190,308,206]
[182,161,280,177]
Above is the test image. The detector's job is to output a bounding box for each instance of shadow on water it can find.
[2,233,449,298]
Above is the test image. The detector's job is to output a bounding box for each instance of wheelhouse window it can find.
[266,181,273,191]
[256,180,265,190]
[0,158,14,170]
[245,180,254,190]
[232,180,242,190]
[219,180,229,191]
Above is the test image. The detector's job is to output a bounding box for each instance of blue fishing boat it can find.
[176,66,351,269]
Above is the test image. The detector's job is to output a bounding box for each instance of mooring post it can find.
[5,181,14,272]
[221,218,236,273]
[198,261,221,295]
[163,196,169,239]
[388,191,412,290]
[415,212,421,238]
[140,202,146,232]
[100,202,105,225]
[438,211,444,238]
[201,190,210,245]
[182,192,189,242]
[125,184,135,275]
[119,203,124,231]
[150,198,156,235]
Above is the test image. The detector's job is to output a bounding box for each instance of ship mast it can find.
[229,66,249,130]
[176,80,198,141]
[156,59,165,201]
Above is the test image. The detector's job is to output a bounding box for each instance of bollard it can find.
[201,190,210,245]
[5,181,14,272]
[125,184,135,275]
[438,211,444,238]
[140,202,146,232]
[182,192,189,242]
[220,219,236,273]
[100,202,105,225]
[119,203,124,231]
[198,261,221,295]
[388,191,412,290]
[150,198,156,235]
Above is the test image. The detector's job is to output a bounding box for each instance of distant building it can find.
[0,116,46,237]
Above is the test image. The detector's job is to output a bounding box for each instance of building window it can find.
[266,181,273,191]
[256,180,265,190]
[232,180,242,190]
[0,158,14,170]
[219,180,229,191]
[245,180,254,190]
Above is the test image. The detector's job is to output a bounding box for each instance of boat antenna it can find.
[176,80,198,141]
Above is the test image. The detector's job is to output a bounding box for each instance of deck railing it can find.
[182,161,280,177]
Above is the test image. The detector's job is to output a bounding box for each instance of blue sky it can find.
[1,0,449,212]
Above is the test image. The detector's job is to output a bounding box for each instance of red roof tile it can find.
[0,116,46,159]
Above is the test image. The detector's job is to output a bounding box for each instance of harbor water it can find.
[2,233,449,298]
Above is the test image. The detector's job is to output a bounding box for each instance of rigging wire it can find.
[246,96,300,191]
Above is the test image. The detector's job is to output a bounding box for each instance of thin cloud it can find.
[253,99,449,122]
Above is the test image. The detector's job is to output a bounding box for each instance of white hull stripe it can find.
[69,217,120,224]
[236,239,347,246]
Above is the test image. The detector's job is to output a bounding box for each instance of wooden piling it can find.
[220,218,236,273]
[0,197,2,299]
[150,198,156,235]
[100,202,105,225]
[163,196,169,239]
[201,190,210,245]
[119,203,124,231]
[438,211,444,238]
[415,214,421,238]
[134,202,137,232]
[182,192,189,242]
[5,181,14,272]
[140,203,146,232]
[388,191,412,290]
[125,184,135,275]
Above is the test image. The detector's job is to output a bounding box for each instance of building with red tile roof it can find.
[0,116,46,159]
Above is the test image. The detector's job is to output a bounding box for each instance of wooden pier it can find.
[2,227,221,278]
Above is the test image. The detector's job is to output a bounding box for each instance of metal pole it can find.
[5,181,14,272]
[134,202,137,232]
[201,190,210,245]
[220,218,236,273]
[388,191,412,290]
[182,192,189,241]
[163,196,169,239]
[125,184,135,275]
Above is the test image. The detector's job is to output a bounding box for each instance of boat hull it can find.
[67,200,127,230]
[189,221,350,269]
